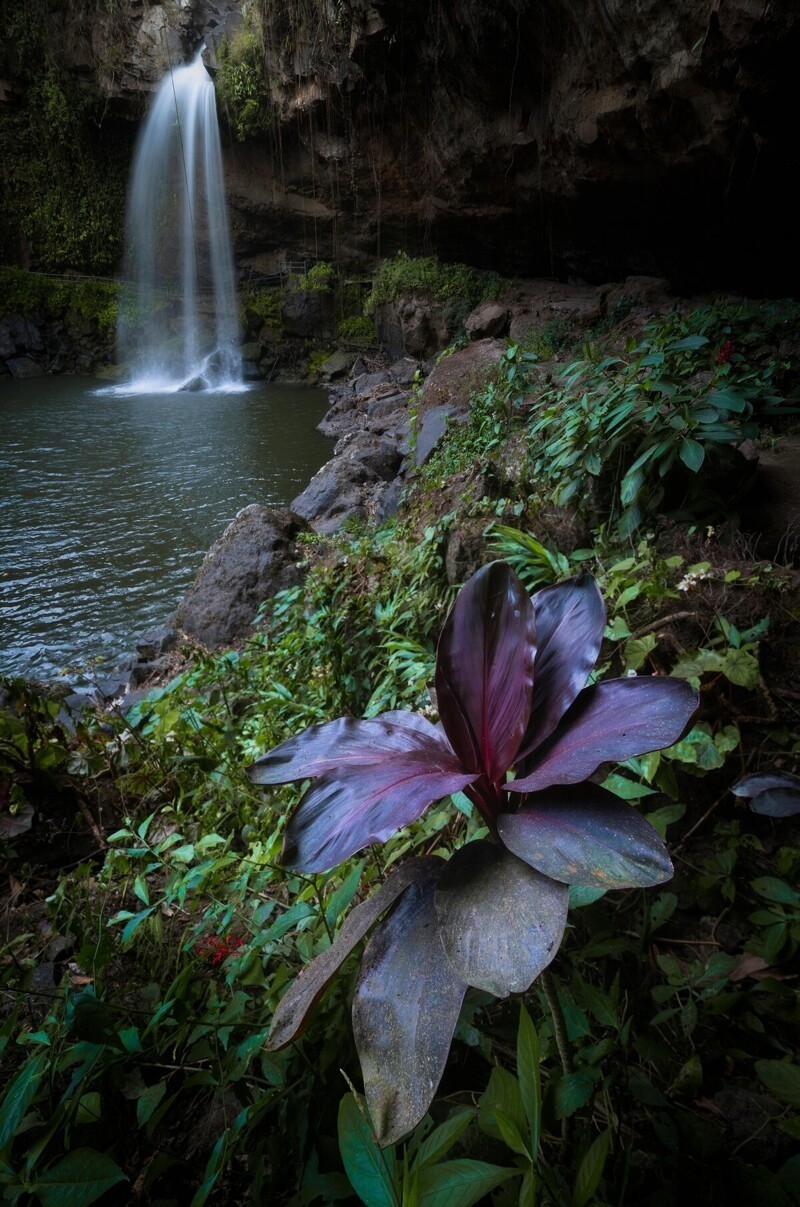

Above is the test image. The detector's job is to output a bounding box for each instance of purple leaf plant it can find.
[248,562,698,1145]
[732,770,800,817]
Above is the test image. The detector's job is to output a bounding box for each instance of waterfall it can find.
[117,50,242,393]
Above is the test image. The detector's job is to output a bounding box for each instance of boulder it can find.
[0,314,44,354]
[135,625,178,662]
[282,289,336,339]
[318,349,356,381]
[464,301,509,340]
[7,356,46,378]
[291,454,381,533]
[414,405,456,466]
[374,298,453,360]
[173,505,311,648]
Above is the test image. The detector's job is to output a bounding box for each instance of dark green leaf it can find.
[0,1051,47,1150]
[338,1093,400,1207]
[752,878,800,906]
[554,1069,601,1119]
[417,1160,518,1207]
[517,1005,541,1157]
[666,335,709,351]
[755,1060,800,1106]
[434,841,568,996]
[572,1129,611,1207]
[679,440,705,472]
[412,1110,475,1172]
[478,1067,525,1143]
[30,1150,127,1207]
[136,1081,166,1128]
[709,387,747,413]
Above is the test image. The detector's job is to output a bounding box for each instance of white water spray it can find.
[117,50,242,393]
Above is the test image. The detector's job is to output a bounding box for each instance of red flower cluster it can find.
[195,934,245,966]
[716,338,736,364]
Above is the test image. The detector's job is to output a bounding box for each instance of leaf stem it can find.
[540,968,572,1158]
[540,970,572,1076]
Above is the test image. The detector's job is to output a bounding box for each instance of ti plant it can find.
[248,563,698,1144]
[733,769,800,817]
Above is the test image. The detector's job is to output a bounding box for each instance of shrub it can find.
[337,315,377,345]
[365,252,502,328]
[216,28,272,141]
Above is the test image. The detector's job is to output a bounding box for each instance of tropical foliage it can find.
[2,298,799,1204]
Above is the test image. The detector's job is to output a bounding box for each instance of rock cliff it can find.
[1,0,797,290]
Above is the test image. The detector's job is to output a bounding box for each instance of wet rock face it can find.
[8,0,798,290]
[221,0,798,291]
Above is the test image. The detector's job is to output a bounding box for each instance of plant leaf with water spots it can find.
[282,756,474,872]
[498,785,673,888]
[248,712,454,784]
[267,859,441,1051]
[733,770,800,817]
[433,840,568,996]
[352,862,467,1147]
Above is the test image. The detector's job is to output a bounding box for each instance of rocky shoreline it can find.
[7,274,800,724]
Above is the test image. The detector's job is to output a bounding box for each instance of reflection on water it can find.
[0,376,331,683]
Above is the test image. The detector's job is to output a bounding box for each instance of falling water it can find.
[117,49,242,392]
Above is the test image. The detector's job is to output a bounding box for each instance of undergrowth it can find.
[1,299,799,1205]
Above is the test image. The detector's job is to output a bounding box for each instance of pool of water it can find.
[0,376,331,683]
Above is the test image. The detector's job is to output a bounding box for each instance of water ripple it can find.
[0,376,330,684]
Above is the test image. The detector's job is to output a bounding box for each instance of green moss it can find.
[365,252,503,330]
[0,13,128,275]
[0,268,119,339]
[337,315,377,345]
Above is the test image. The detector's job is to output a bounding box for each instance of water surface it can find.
[0,377,330,683]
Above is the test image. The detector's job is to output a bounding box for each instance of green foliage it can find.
[522,301,800,534]
[365,252,502,329]
[0,42,127,274]
[240,284,282,335]
[0,268,119,339]
[2,352,798,1202]
[215,28,272,141]
[336,1093,515,1207]
[418,347,521,484]
[288,261,337,293]
[338,315,377,345]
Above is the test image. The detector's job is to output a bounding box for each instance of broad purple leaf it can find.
[517,575,606,760]
[508,677,699,795]
[433,840,568,996]
[352,860,467,1146]
[732,771,800,798]
[733,771,800,818]
[282,756,475,872]
[0,800,34,839]
[498,784,673,888]
[749,791,800,818]
[267,858,439,1051]
[248,712,453,784]
[435,562,535,782]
